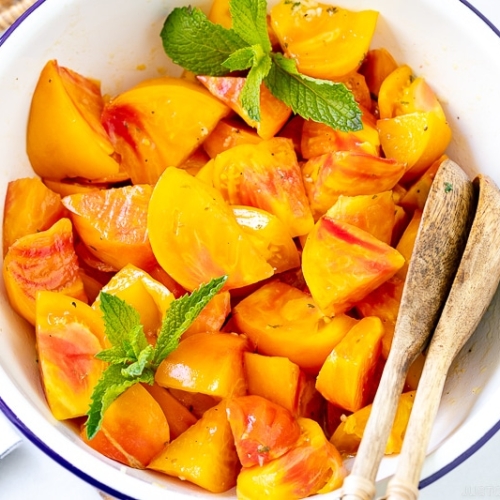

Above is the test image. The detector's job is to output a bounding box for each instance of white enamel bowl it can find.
[1,1,500,498]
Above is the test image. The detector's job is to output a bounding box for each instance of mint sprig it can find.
[160,0,362,132]
[160,7,248,76]
[85,275,228,440]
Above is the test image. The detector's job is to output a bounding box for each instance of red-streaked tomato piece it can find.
[147,167,274,291]
[198,76,291,140]
[102,76,230,184]
[302,151,405,220]
[233,280,358,374]
[212,138,314,237]
[81,384,170,468]
[3,218,87,325]
[237,417,346,499]
[302,217,405,315]
[62,185,156,272]
[36,291,107,420]
[226,395,301,467]
[3,177,66,256]
[326,191,396,245]
[301,106,380,160]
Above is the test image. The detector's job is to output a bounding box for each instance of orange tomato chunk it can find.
[81,384,170,468]
[155,332,249,399]
[3,177,66,256]
[27,60,119,180]
[331,391,415,456]
[148,401,240,493]
[316,316,384,412]
[233,280,358,374]
[102,76,230,184]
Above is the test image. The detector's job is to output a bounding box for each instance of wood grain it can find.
[340,159,476,500]
[384,174,500,500]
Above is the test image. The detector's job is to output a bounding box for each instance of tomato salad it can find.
[2,0,452,498]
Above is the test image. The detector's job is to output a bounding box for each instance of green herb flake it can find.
[444,182,453,193]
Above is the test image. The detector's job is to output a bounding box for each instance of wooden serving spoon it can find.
[382,174,500,500]
[338,159,476,500]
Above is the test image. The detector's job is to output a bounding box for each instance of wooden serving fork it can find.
[382,174,500,500]
[338,159,476,500]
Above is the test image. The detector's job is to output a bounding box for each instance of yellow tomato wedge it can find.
[270,1,378,79]
[147,167,274,291]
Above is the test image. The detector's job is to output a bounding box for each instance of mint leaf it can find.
[230,0,271,52]
[241,51,272,122]
[222,46,255,72]
[99,292,141,346]
[153,276,228,367]
[265,53,362,132]
[161,6,248,76]
[86,364,140,440]
[95,345,130,364]
[121,345,155,379]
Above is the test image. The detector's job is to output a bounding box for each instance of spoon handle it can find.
[383,175,500,500]
[340,160,475,500]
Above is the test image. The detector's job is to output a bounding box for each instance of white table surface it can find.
[1,1,500,499]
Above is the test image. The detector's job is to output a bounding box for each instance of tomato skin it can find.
[3,218,87,325]
[147,167,274,292]
[226,395,301,467]
[236,418,346,499]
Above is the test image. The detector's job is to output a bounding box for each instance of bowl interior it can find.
[1,0,500,498]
